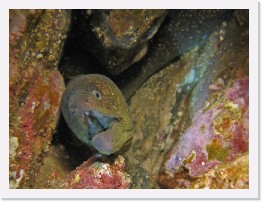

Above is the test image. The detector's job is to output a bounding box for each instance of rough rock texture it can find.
[87,9,168,75]
[59,155,132,189]
[33,145,132,189]
[9,9,249,189]
[191,153,249,189]
[159,77,249,188]
[160,153,249,189]
[9,10,43,47]
[124,50,198,188]
[58,10,235,101]
[119,9,234,100]
[124,10,248,188]
[9,9,71,188]
[32,145,71,189]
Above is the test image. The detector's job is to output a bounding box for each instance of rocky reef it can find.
[86,9,168,75]
[59,155,131,189]
[159,77,249,188]
[123,10,249,188]
[9,9,71,188]
[9,9,249,189]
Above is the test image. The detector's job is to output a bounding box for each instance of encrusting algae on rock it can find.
[159,77,249,188]
[9,9,71,188]
[59,155,132,189]
[124,10,249,189]
[9,9,250,189]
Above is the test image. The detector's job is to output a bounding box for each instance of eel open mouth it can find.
[84,110,119,140]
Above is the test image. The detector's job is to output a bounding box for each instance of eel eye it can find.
[93,90,102,100]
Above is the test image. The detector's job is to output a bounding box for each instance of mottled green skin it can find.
[61,74,133,155]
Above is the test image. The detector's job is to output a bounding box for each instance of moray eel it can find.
[61,74,133,155]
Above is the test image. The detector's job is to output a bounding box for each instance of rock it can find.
[9,70,65,188]
[59,155,132,189]
[118,9,235,100]
[159,77,249,188]
[160,153,249,189]
[33,144,132,189]
[9,10,43,46]
[58,10,235,101]
[9,9,249,189]
[123,49,198,188]
[32,145,71,189]
[191,153,249,189]
[87,9,168,75]
[124,10,248,188]
[9,9,71,188]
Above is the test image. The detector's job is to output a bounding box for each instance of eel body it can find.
[61,74,133,155]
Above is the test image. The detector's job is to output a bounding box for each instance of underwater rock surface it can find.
[159,77,249,188]
[34,145,132,189]
[119,9,234,100]
[124,10,248,188]
[32,145,71,188]
[190,154,249,189]
[59,155,132,189]
[9,9,249,189]
[9,9,71,188]
[87,9,167,75]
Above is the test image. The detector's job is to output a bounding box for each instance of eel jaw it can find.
[84,110,119,139]
[83,110,121,153]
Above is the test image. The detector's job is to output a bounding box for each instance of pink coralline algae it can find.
[9,70,65,188]
[160,77,249,188]
[166,108,221,177]
[9,9,71,188]
[60,155,132,189]
[226,78,249,109]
